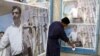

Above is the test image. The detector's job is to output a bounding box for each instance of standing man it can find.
[0,6,23,56]
[0,6,32,56]
[46,17,74,56]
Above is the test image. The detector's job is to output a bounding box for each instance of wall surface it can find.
[0,14,13,32]
[53,0,61,21]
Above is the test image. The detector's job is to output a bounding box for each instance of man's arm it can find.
[0,30,9,51]
[59,27,75,48]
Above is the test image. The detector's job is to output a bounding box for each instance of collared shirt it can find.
[68,31,77,41]
[0,24,23,55]
[70,7,78,18]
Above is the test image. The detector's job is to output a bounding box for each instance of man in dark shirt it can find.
[46,17,74,56]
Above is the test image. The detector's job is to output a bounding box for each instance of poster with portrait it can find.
[61,0,98,53]
[61,24,96,49]
[1,0,50,56]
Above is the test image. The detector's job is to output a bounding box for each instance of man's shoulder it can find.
[51,21,62,28]
[4,25,13,33]
[52,21,60,24]
[6,25,14,30]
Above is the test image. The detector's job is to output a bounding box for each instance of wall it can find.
[0,14,13,32]
[53,0,61,21]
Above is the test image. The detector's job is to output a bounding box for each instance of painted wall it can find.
[0,13,13,32]
[53,0,61,21]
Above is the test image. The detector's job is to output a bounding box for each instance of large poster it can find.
[0,0,49,56]
[61,0,97,50]
[22,5,49,56]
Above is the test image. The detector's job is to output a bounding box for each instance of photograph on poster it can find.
[0,32,4,40]
[22,5,49,56]
[61,25,96,49]
[61,0,97,50]
[0,0,49,56]
[62,0,97,24]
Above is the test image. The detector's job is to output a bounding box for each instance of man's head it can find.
[0,32,4,39]
[12,6,21,26]
[72,25,77,31]
[74,2,78,8]
[61,17,70,28]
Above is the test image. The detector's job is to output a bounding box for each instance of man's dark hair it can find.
[12,6,21,14]
[0,31,4,34]
[61,17,70,24]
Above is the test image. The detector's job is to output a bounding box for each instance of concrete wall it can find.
[0,13,13,32]
[53,0,61,21]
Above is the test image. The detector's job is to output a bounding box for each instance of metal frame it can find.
[96,0,100,56]
[50,0,53,23]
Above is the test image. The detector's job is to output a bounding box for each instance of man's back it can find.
[46,21,69,56]
[48,21,63,38]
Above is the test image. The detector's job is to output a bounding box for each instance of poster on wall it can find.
[22,5,49,56]
[61,0,97,51]
[0,0,50,56]
[61,24,96,49]
[6,0,49,3]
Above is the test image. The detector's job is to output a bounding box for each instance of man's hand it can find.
[67,41,75,48]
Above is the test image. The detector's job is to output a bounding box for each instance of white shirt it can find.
[0,24,23,55]
[70,7,78,18]
[68,31,77,41]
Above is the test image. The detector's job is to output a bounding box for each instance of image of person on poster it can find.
[70,2,78,23]
[0,32,4,40]
[0,6,32,56]
[68,25,78,47]
[46,17,75,56]
[65,25,83,47]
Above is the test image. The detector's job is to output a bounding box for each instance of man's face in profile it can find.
[62,23,68,29]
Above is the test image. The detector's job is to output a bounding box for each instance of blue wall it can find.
[0,14,13,32]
